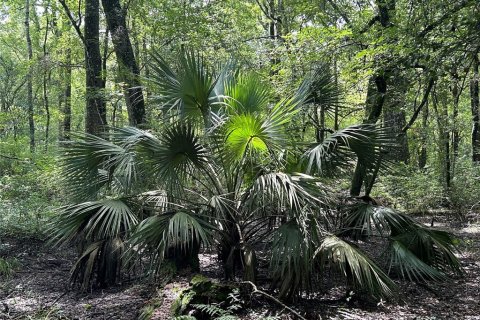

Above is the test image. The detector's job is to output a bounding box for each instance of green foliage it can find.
[0,257,20,277]
[172,276,242,319]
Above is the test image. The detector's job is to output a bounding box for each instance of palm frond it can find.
[61,133,119,200]
[224,73,271,114]
[49,199,137,245]
[304,124,392,175]
[152,123,208,190]
[387,239,446,282]
[224,114,280,162]
[128,210,214,272]
[391,227,462,276]
[149,50,218,126]
[304,63,343,111]
[316,235,396,298]
[246,172,323,214]
[270,220,312,299]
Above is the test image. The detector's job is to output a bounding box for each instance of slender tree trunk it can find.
[63,48,72,140]
[85,0,107,134]
[433,90,451,194]
[471,53,480,162]
[43,10,50,151]
[25,0,35,152]
[334,57,339,130]
[451,69,460,175]
[418,102,428,169]
[101,0,146,127]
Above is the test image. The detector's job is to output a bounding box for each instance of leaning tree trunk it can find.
[350,74,387,196]
[471,53,480,162]
[85,0,107,134]
[350,0,397,196]
[25,0,35,152]
[101,0,146,127]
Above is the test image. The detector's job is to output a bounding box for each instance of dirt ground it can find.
[1,215,479,320]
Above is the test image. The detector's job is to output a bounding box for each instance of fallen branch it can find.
[241,281,307,320]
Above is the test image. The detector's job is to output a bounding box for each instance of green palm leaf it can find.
[49,199,138,245]
[316,235,396,298]
[149,50,218,127]
[270,220,313,299]
[224,73,271,114]
[129,210,214,271]
[304,124,392,175]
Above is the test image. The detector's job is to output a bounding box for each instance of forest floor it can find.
[0,214,479,320]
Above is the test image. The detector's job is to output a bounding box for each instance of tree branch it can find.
[401,77,435,133]
[58,0,86,45]
[418,0,473,38]
[241,281,307,320]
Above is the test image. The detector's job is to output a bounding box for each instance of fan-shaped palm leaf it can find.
[316,235,396,298]
[149,51,218,127]
[304,124,392,175]
[270,220,313,299]
[49,199,137,245]
[151,123,209,190]
[224,73,271,114]
[128,210,214,272]
[305,63,343,110]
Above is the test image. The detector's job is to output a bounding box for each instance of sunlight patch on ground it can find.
[460,225,480,234]
[4,296,38,312]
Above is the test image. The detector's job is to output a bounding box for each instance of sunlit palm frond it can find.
[316,235,396,298]
[224,73,271,114]
[224,114,279,162]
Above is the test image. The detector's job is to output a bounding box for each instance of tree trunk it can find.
[471,53,480,162]
[101,0,146,127]
[418,102,428,169]
[350,74,387,196]
[25,0,35,152]
[43,10,50,151]
[433,90,451,195]
[451,69,460,176]
[383,73,410,163]
[63,48,72,140]
[85,0,107,134]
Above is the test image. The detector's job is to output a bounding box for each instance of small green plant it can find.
[0,257,20,277]
[172,276,243,320]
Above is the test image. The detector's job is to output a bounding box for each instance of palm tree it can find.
[49,50,461,300]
